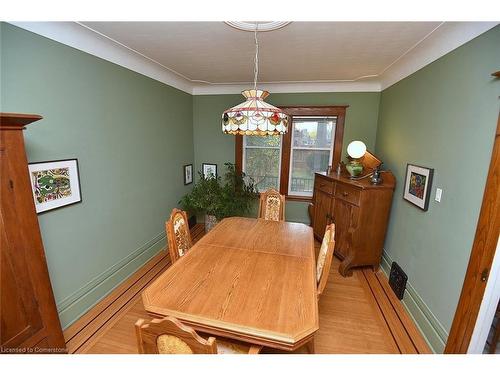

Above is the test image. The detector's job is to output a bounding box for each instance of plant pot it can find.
[204,214,218,232]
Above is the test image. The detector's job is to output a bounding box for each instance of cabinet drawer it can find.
[335,183,361,205]
[315,176,334,195]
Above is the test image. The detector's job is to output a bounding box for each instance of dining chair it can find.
[166,208,193,264]
[257,188,285,221]
[316,223,336,299]
[135,316,262,354]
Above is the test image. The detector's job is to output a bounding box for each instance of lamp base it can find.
[346,160,364,178]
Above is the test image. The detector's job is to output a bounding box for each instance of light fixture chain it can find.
[254,23,259,91]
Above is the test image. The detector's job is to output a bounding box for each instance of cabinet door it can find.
[313,189,332,238]
[331,198,358,259]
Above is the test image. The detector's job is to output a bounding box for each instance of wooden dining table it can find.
[142,216,319,351]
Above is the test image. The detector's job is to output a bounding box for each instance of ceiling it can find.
[11,21,497,93]
[81,22,442,84]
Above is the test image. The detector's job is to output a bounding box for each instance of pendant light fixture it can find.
[221,23,288,136]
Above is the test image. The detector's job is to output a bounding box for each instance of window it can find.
[236,106,347,200]
[289,117,335,196]
[243,135,282,191]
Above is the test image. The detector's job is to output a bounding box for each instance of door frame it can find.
[444,110,500,353]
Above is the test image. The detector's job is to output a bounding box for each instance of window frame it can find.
[235,105,348,202]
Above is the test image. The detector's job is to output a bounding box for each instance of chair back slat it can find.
[166,208,193,264]
[135,316,217,354]
[258,188,285,221]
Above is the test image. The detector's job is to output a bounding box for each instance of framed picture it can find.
[403,163,434,211]
[202,163,217,179]
[28,159,82,214]
[183,164,193,185]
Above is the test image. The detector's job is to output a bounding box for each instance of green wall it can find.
[0,23,194,328]
[2,21,499,352]
[376,25,500,352]
[193,92,381,223]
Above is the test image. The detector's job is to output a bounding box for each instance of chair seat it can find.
[216,338,253,354]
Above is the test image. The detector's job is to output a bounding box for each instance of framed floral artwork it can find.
[28,159,82,213]
[403,163,433,211]
[184,164,193,185]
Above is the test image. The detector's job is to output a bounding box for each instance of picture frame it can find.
[28,158,82,214]
[403,163,434,211]
[202,163,218,179]
[183,164,193,185]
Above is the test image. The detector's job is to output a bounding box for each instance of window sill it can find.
[285,195,313,203]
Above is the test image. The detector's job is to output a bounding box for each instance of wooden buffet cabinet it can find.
[0,113,66,353]
[311,171,395,277]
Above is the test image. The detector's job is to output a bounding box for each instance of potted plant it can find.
[180,163,259,232]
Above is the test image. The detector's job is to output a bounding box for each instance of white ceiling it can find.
[11,21,498,94]
[81,21,441,84]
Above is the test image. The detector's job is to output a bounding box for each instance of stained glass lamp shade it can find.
[221,89,288,136]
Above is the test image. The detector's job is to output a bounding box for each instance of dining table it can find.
[142,216,319,351]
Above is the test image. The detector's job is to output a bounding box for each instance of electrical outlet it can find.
[435,188,443,202]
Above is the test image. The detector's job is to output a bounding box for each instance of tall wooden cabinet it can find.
[312,171,395,277]
[0,113,66,353]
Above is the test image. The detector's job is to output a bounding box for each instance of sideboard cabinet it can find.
[311,171,395,276]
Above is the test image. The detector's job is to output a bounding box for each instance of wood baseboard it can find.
[64,224,206,353]
[363,269,432,354]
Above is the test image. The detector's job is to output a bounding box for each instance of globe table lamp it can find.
[346,141,367,178]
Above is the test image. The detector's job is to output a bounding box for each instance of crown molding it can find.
[192,80,381,95]
[379,22,499,90]
[8,21,193,94]
[8,21,498,95]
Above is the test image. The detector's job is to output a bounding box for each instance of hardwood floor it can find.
[66,224,431,354]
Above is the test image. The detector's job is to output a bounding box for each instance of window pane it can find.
[289,150,330,195]
[293,118,335,148]
[244,148,280,192]
[245,135,281,148]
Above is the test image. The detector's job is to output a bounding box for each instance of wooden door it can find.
[313,189,332,238]
[445,110,500,353]
[0,113,66,352]
[331,198,357,259]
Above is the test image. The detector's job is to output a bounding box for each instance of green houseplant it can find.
[180,163,258,231]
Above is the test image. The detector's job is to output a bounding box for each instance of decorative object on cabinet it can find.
[28,159,82,214]
[310,166,395,277]
[183,164,193,185]
[403,163,434,211]
[202,163,217,179]
[0,113,66,352]
[370,163,383,185]
[345,140,366,177]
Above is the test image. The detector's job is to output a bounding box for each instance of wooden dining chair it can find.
[166,208,193,264]
[316,223,336,299]
[258,188,285,221]
[135,316,262,354]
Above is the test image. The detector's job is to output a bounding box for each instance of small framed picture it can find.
[184,164,193,185]
[202,163,217,179]
[403,163,434,211]
[28,159,82,214]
